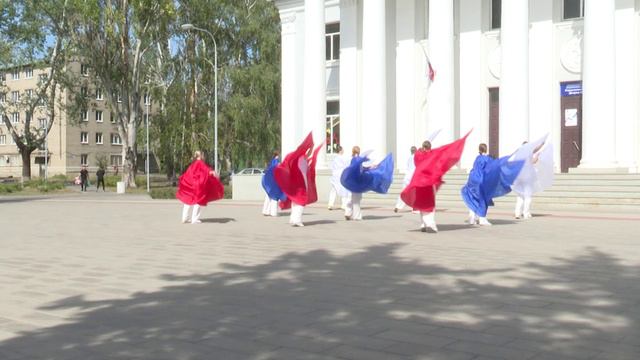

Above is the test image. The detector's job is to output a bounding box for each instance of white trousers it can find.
[345,192,362,220]
[328,187,348,209]
[289,203,304,225]
[420,211,436,229]
[182,204,202,223]
[262,195,279,216]
[515,194,532,217]
[395,196,406,210]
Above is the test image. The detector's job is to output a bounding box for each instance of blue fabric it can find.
[461,154,524,217]
[340,153,394,194]
[261,158,287,201]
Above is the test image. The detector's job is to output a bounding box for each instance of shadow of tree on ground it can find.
[1,245,639,359]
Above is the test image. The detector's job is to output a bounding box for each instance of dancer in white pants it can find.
[345,192,362,221]
[262,195,279,217]
[328,146,350,210]
[394,146,417,212]
[182,204,202,224]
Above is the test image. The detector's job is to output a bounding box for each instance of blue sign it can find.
[561,82,582,97]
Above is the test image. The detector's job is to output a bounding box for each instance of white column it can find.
[280,13,298,155]
[614,3,636,170]
[303,0,326,165]
[395,0,416,171]
[361,0,387,158]
[581,0,616,169]
[427,0,455,145]
[499,0,529,155]
[458,0,482,169]
[339,0,358,152]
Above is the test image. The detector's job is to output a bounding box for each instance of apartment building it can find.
[0,62,153,177]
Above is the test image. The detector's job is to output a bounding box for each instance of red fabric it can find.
[176,160,224,206]
[274,132,322,206]
[401,131,471,212]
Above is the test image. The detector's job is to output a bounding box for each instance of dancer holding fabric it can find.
[274,132,323,227]
[401,132,470,233]
[341,146,394,221]
[510,135,554,219]
[461,144,525,226]
[261,151,288,217]
[327,146,350,210]
[394,146,417,213]
[176,151,224,224]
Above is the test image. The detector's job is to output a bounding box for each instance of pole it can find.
[145,100,150,193]
[214,44,218,174]
[44,120,48,183]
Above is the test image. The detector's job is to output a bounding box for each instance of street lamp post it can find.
[181,23,218,174]
[145,96,150,193]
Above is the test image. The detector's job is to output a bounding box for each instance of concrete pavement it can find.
[1,193,639,359]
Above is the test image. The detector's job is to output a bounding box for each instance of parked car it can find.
[235,168,264,175]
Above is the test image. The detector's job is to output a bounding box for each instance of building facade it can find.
[0,62,151,177]
[274,0,640,173]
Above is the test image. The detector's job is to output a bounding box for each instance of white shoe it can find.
[466,216,476,225]
[478,218,492,226]
[427,225,438,233]
[182,219,190,224]
[523,213,532,219]
[293,222,305,227]
[191,220,202,224]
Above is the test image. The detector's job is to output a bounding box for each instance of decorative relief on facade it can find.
[560,35,583,74]
[280,13,297,35]
[487,46,501,79]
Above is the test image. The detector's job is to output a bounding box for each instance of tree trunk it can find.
[122,119,138,187]
[21,149,33,180]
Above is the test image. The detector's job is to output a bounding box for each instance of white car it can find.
[235,168,265,175]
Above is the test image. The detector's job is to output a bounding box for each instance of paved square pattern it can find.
[1,193,639,359]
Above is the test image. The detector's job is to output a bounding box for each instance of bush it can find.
[0,183,22,193]
[150,187,176,199]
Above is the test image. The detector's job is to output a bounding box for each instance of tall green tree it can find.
[67,0,175,187]
[0,0,74,180]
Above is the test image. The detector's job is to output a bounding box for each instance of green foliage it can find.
[0,183,22,193]
[150,186,176,199]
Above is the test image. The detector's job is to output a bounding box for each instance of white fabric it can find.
[510,134,554,197]
[297,156,309,189]
[290,203,304,225]
[330,154,351,198]
[515,194,532,217]
[263,195,278,217]
[395,196,406,210]
[346,192,363,220]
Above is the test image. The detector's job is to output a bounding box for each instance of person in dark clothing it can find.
[96,167,106,191]
[80,166,89,192]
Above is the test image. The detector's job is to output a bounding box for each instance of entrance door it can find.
[488,87,499,158]
[560,82,582,172]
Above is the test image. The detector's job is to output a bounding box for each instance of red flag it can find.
[274,132,323,206]
[176,160,224,206]
[400,130,471,212]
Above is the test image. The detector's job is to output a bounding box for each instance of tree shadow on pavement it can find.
[1,245,639,359]
[200,218,236,224]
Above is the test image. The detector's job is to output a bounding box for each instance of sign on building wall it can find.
[560,82,582,97]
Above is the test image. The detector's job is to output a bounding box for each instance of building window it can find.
[26,89,33,99]
[11,91,19,103]
[325,23,340,61]
[38,118,47,129]
[81,110,88,122]
[0,93,5,104]
[80,132,89,144]
[110,112,116,123]
[12,69,20,80]
[111,133,122,145]
[325,100,340,154]
[96,110,103,123]
[80,154,88,166]
[96,132,103,144]
[11,112,20,124]
[0,135,5,145]
[110,154,122,166]
[81,86,88,97]
[81,64,89,76]
[25,68,33,78]
[144,93,151,105]
[9,136,15,145]
[96,88,103,100]
[38,96,46,107]
[491,0,501,29]
[563,0,584,20]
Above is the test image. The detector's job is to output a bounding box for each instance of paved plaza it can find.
[1,193,640,360]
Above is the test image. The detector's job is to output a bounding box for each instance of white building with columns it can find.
[274,0,640,173]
